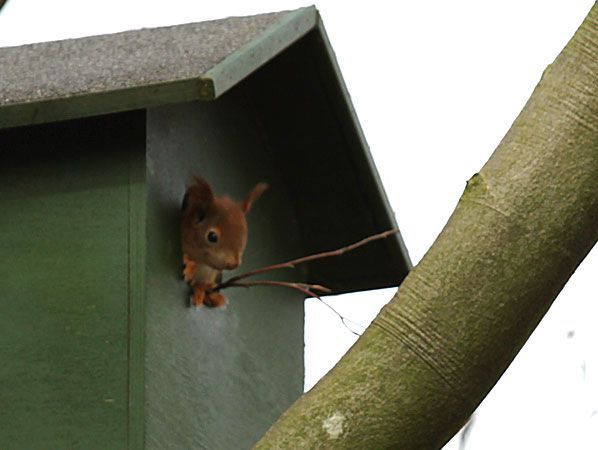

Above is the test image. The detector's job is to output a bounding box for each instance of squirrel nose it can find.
[224,256,240,270]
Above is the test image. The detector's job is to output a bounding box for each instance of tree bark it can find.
[255,4,597,449]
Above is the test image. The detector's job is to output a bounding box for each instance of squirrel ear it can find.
[183,176,214,212]
[241,182,268,214]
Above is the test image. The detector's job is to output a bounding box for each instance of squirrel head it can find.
[181,176,268,271]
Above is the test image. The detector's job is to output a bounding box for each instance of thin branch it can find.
[221,280,331,294]
[318,298,363,337]
[210,228,400,336]
[217,228,400,290]
[220,280,362,336]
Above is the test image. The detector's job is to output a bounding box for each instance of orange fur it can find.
[181,177,267,308]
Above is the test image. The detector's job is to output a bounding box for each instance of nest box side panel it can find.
[145,90,304,449]
[0,111,145,449]
[244,27,411,293]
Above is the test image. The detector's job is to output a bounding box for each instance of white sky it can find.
[1,1,595,448]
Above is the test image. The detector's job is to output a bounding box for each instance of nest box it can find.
[0,7,411,449]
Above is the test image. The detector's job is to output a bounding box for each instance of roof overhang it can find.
[0,8,317,129]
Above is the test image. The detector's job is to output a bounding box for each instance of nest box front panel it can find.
[144,89,305,449]
[0,112,145,449]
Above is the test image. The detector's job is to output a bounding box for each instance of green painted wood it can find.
[127,116,148,450]
[0,111,145,449]
[144,91,305,449]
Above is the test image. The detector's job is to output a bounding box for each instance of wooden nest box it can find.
[0,7,411,449]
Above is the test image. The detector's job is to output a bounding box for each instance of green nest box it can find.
[0,7,411,449]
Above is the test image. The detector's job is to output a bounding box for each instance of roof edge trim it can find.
[201,6,318,100]
[311,17,413,273]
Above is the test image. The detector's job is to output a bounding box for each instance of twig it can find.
[217,227,400,290]
[221,280,331,294]
[222,280,361,336]
[317,299,363,337]
[211,228,400,336]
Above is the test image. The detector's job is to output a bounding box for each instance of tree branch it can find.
[254,4,598,449]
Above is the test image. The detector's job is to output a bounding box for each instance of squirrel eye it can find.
[206,230,219,244]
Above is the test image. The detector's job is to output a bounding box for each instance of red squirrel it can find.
[181,176,268,307]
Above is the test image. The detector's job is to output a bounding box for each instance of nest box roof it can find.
[0,6,411,293]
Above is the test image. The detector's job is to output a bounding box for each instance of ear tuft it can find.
[241,182,268,214]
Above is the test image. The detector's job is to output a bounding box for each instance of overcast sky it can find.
[1,1,596,448]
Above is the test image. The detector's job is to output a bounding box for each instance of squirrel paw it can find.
[190,288,206,307]
[182,254,197,283]
[204,291,227,308]
[190,283,226,309]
